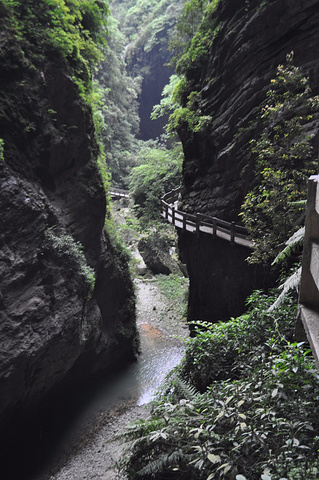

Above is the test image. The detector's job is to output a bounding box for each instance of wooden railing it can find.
[161,187,253,248]
[109,187,130,199]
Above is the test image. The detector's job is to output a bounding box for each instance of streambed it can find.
[32,277,188,480]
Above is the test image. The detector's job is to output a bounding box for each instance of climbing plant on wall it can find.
[241,52,319,264]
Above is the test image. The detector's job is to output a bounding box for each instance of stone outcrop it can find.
[138,233,182,275]
[0,12,138,433]
[177,0,319,321]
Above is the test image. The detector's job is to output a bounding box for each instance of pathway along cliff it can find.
[22,276,189,480]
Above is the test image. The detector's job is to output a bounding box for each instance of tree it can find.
[94,16,141,187]
[129,141,183,224]
[241,52,319,264]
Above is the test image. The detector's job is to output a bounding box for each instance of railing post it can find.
[161,186,253,247]
[213,217,217,237]
[171,206,175,225]
[230,221,235,244]
[196,213,201,235]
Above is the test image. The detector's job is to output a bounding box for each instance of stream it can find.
[20,277,188,480]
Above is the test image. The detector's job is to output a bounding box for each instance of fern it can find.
[267,266,301,312]
[137,450,186,477]
[118,417,165,442]
[172,376,200,401]
[156,370,200,403]
[271,226,305,266]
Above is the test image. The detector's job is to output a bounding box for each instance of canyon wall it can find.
[125,29,174,140]
[177,0,319,321]
[114,0,184,140]
[0,6,138,433]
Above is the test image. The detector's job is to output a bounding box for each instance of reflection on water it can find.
[79,322,185,415]
[136,323,184,405]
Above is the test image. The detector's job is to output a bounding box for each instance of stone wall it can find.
[299,175,319,370]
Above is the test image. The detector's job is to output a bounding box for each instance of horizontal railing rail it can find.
[161,188,253,248]
[109,187,130,199]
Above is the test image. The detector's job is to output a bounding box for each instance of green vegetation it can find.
[241,53,319,264]
[174,0,220,76]
[156,273,189,318]
[117,291,319,480]
[111,0,183,48]
[151,74,182,122]
[159,0,221,136]
[129,141,183,224]
[94,16,141,187]
[0,139,4,164]
[153,76,213,136]
[1,0,109,96]
[172,0,209,42]
[45,229,95,290]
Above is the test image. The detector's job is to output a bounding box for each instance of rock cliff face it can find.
[0,12,137,432]
[125,39,173,140]
[177,0,319,321]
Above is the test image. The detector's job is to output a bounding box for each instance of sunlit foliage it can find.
[1,0,109,95]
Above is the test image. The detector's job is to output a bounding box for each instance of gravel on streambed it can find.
[47,404,151,480]
[35,276,188,480]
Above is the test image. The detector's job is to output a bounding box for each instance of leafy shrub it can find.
[181,291,297,391]
[168,106,212,135]
[151,74,184,122]
[117,290,319,480]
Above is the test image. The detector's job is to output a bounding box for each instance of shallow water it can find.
[22,320,186,480]
[2,272,187,480]
[69,321,185,418]
[136,323,184,404]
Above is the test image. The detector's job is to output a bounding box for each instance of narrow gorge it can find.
[1,0,319,479]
